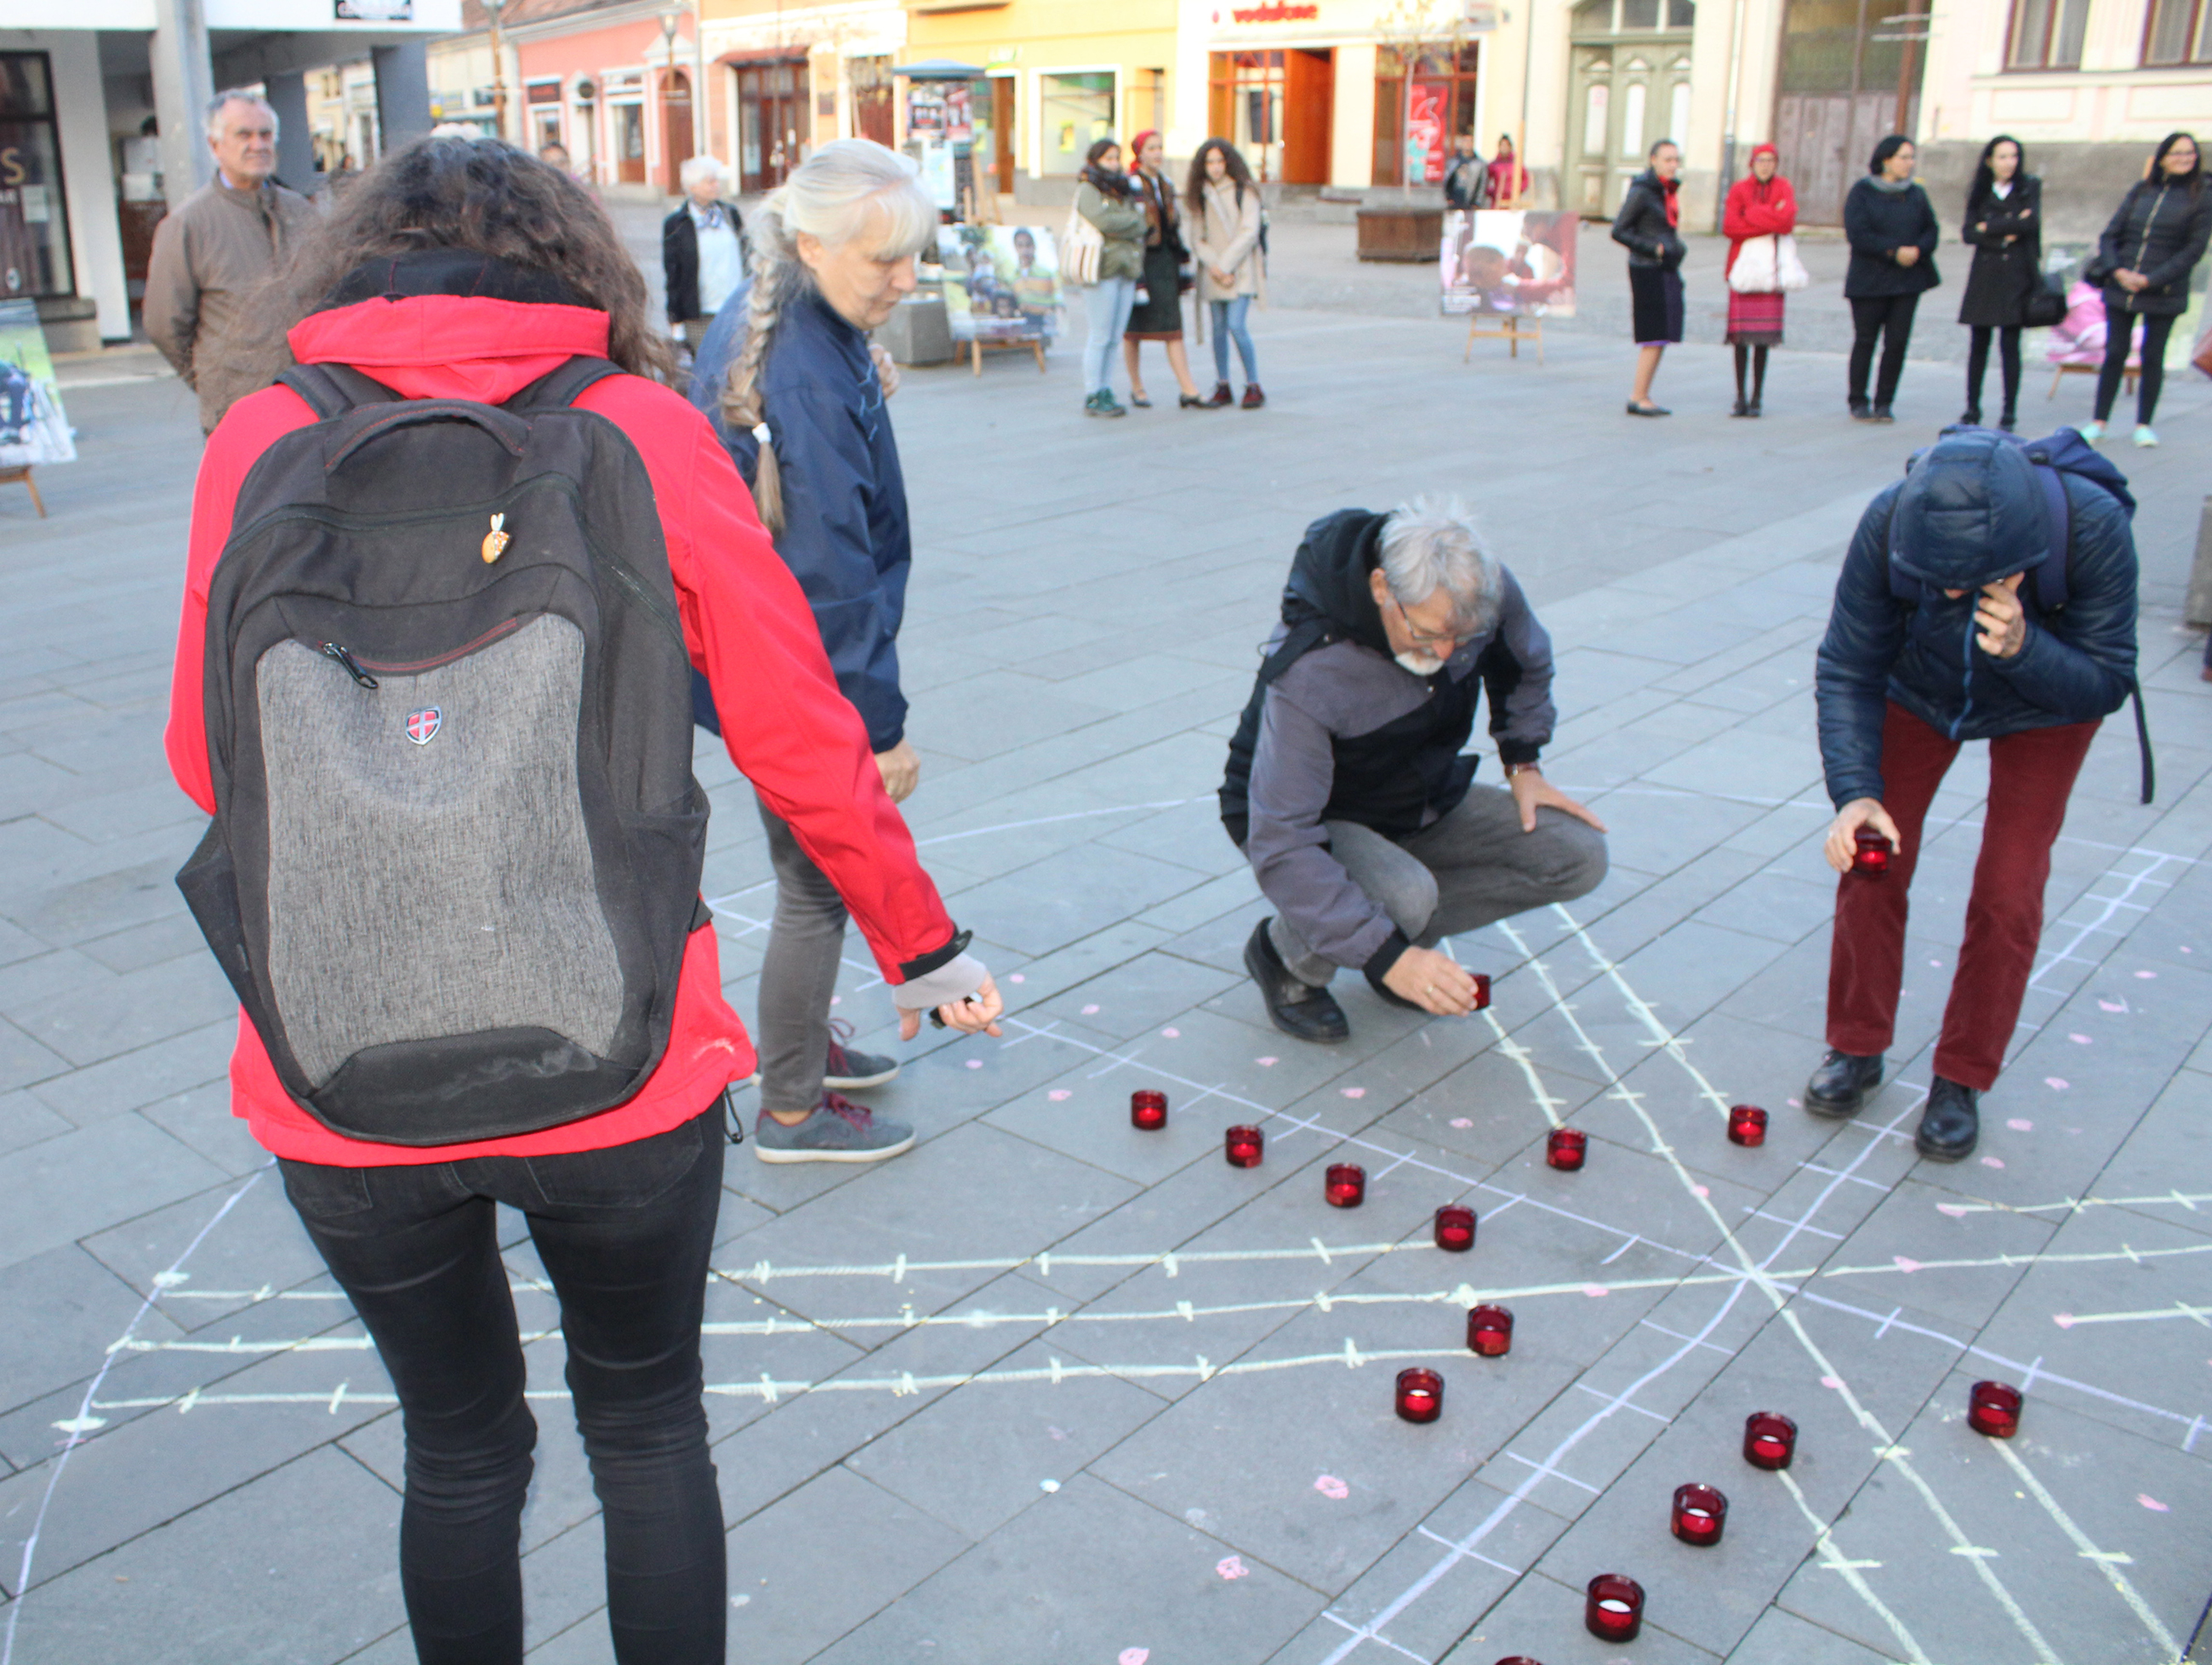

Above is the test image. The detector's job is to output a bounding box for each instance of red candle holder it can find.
[1394,1366,1444,1423]
[1325,1163,1365,1207]
[1671,1483,1727,1547]
[1546,1127,1587,1171]
[1742,1411,1797,1470]
[1851,827,1892,878]
[1130,1090,1168,1132]
[1584,1574,1645,1642]
[1434,1204,1477,1252]
[1968,1380,2022,1439]
[1471,972,1492,1010]
[1727,1104,1769,1148]
[1225,1125,1263,1168]
[1466,1303,1514,1357]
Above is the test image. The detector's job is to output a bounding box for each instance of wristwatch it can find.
[1506,761,1542,778]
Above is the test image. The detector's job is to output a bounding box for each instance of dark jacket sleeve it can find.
[1815,488,1910,809]
[1844,180,1884,259]
[1910,188,1941,265]
[2141,191,2212,293]
[1611,183,1679,265]
[1987,481,2137,722]
[662,210,699,322]
[2094,186,2135,278]
[1963,177,2038,248]
[1477,571,1558,765]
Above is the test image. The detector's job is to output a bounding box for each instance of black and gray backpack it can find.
[177,358,709,1144]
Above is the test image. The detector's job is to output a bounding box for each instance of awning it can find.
[891,58,988,78]
[717,45,811,66]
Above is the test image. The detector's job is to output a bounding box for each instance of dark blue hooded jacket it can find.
[1815,431,2138,809]
[688,282,911,750]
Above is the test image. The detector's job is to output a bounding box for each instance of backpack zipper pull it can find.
[320,641,379,689]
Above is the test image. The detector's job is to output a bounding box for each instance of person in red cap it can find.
[1121,129,1207,408]
[1723,143,1796,417]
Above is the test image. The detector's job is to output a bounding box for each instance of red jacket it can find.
[1724,172,1798,277]
[165,293,959,1166]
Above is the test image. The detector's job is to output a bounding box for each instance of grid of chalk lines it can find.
[8,807,2203,1665]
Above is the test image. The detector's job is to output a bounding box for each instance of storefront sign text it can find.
[1229,3,1320,20]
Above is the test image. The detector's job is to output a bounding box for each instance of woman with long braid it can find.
[687,140,974,1162]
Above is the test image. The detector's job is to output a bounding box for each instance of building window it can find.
[1039,71,1112,176]
[0,52,73,301]
[2142,0,2212,62]
[1373,43,1478,187]
[2009,0,2091,66]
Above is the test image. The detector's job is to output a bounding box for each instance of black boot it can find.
[1244,918,1349,1044]
[1804,1049,1884,1118]
[1916,1076,1980,1160]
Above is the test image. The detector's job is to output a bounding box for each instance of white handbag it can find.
[1775,233,1810,293]
[1728,233,1810,294]
[1062,200,1103,288]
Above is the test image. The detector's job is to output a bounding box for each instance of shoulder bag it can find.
[1062,198,1103,288]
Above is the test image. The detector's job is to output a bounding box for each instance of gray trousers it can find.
[755,794,847,1112]
[1270,785,1609,987]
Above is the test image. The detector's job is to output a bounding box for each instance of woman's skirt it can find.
[1725,288,1786,346]
[1629,264,1684,345]
[1126,242,1186,340]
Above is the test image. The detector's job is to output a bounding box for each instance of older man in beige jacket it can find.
[145,89,318,433]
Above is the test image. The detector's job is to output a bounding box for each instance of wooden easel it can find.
[0,465,43,516]
[1464,313,1543,364]
[968,334,1048,376]
[2048,360,2136,400]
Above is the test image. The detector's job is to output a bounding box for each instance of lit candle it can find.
[1394,1366,1444,1423]
[1583,1574,1645,1642]
[1968,1380,2022,1439]
[1851,827,1892,878]
[1471,972,1492,1010]
[1224,1125,1264,1168]
[1130,1090,1167,1131]
[1742,1411,1797,1470]
[1466,1303,1514,1357]
[1547,1127,1587,1171]
[1727,1104,1769,1148]
[1671,1483,1727,1547]
[1325,1163,1365,1207]
[1434,1204,1476,1252]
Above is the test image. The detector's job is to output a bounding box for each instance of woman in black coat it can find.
[2086,131,2209,448]
[1957,135,2038,430]
[1611,138,1686,417]
[1843,134,1941,423]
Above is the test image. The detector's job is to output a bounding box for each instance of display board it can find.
[0,299,74,468]
[1440,210,1578,319]
[938,225,1063,342]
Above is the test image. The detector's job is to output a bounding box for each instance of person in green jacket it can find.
[1074,138,1147,417]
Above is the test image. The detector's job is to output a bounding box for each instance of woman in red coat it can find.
[1723,143,1796,416]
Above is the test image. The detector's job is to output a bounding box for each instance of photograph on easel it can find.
[1440,210,1579,318]
[938,225,1063,343]
[0,299,74,468]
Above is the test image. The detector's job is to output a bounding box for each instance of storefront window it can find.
[1040,72,1112,176]
[1372,44,1478,187]
[0,53,73,302]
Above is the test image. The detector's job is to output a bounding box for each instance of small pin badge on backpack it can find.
[481,512,510,565]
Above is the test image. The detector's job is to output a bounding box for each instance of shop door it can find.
[1210,52,1286,183]
[616,102,646,184]
[660,70,693,192]
[990,77,1016,197]
[737,64,810,193]
[1773,0,1927,225]
[1565,0,1695,215]
[852,56,894,147]
[1281,48,1334,184]
[1369,45,1478,187]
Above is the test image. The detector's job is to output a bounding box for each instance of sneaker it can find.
[1202,380,1234,408]
[1097,391,1127,418]
[2078,419,2105,443]
[824,1018,898,1090]
[1240,383,1266,409]
[753,1092,915,1165]
[2133,425,2159,448]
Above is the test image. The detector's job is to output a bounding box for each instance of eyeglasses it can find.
[1383,591,1466,652]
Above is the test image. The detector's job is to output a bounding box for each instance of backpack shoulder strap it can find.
[504,355,624,413]
[2026,454,2072,613]
[276,362,405,420]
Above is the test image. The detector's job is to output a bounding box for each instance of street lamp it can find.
[482,0,510,144]
[660,9,682,191]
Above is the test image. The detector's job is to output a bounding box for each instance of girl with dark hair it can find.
[1722,142,1795,416]
[1612,137,1686,416]
[1188,137,1267,407]
[168,135,1001,1665]
[2084,131,2208,447]
[1488,133,1529,206]
[1121,129,1206,408]
[1843,134,1940,422]
[1075,137,1146,416]
[1957,134,2038,430]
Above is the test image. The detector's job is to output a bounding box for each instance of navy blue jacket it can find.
[1815,434,2137,809]
[689,285,911,750]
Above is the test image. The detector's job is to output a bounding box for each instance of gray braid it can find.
[719,202,798,534]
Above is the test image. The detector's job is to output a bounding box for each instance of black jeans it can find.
[1964,325,2021,417]
[2095,299,2176,425]
[1849,293,1920,408]
[280,1108,727,1665]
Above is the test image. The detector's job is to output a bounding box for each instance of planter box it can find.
[1356,204,1444,263]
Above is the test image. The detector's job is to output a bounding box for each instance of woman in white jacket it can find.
[1187,138,1267,408]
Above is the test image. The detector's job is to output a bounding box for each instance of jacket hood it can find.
[288,248,613,404]
[1284,509,1392,657]
[1890,431,2052,591]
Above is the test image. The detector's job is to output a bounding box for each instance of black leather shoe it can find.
[1244,919,1349,1044]
[1872,404,1896,424]
[1850,399,1873,420]
[1916,1076,1980,1160]
[1804,1049,1884,1118]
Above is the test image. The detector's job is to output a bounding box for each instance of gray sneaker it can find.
[753,1093,915,1165]
[824,1018,898,1091]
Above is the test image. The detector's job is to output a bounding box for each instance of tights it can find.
[1964,326,2021,420]
[2095,299,2175,426]
[1732,344,1770,407]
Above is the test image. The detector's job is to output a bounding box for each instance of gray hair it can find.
[679,154,728,191]
[207,88,277,142]
[1377,495,1502,633]
[721,139,935,534]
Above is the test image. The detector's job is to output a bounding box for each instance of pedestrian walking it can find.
[1487,134,1530,208]
[1844,135,1941,423]
[694,139,969,1162]
[1074,138,1146,417]
[1723,142,1796,417]
[1189,137,1268,408]
[662,155,745,353]
[1121,130,1206,408]
[144,88,317,433]
[1958,135,2040,431]
[2082,132,2209,448]
[1444,134,1491,210]
[1613,139,1685,417]
[167,136,1001,1665]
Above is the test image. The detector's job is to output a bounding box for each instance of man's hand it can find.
[1382,946,1483,1017]
[1896,245,1921,267]
[1823,798,1901,874]
[869,342,902,397]
[874,739,921,803]
[1974,573,2027,659]
[898,975,1005,1041]
[1508,766,1609,834]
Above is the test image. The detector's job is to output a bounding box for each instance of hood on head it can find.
[1284,509,1391,657]
[1890,431,2052,593]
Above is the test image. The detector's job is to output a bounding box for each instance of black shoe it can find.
[1747,397,1763,417]
[1916,1075,1980,1160]
[1244,919,1349,1045]
[1998,409,2017,431]
[1873,405,1896,424]
[1850,399,1874,421]
[1804,1049,1884,1118]
[1178,393,1207,408]
[1730,398,1750,418]
[1627,401,1671,417]
[1961,407,1981,426]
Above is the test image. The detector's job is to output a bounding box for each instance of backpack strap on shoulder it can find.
[505,356,624,413]
[2024,452,2072,613]
[276,362,405,420]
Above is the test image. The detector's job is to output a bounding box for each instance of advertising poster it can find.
[938,225,1062,343]
[1440,209,1578,318]
[0,298,74,468]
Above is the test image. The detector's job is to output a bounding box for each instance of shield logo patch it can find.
[405,707,442,745]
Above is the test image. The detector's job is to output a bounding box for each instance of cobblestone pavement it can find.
[1,301,2208,1665]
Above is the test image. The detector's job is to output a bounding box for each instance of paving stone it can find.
[0,1113,231,1272]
